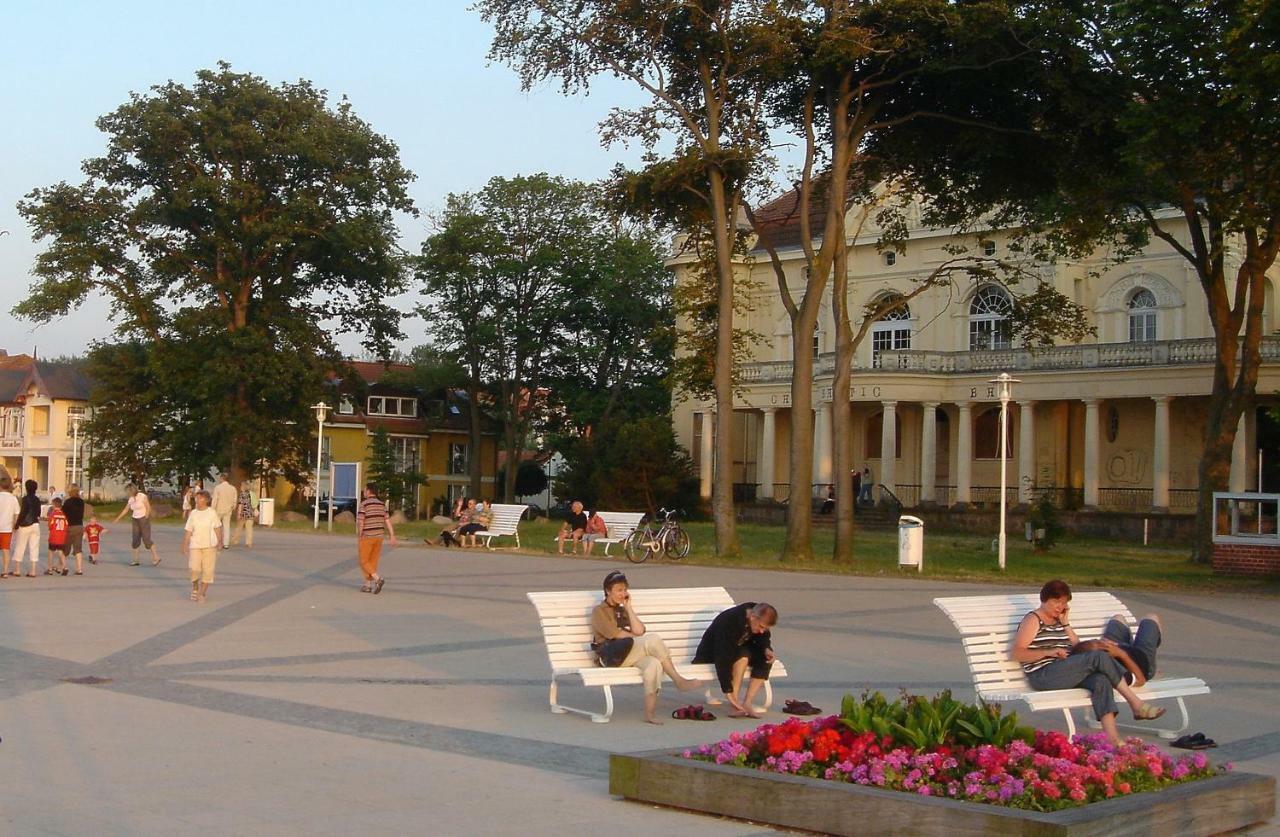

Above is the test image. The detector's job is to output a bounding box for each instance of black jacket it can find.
[692,602,772,693]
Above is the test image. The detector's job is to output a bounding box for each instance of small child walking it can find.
[46,498,70,576]
[84,516,108,565]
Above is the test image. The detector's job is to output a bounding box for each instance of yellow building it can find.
[312,360,500,518]
[672,197,1280,512]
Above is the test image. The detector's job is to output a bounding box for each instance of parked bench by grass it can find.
[477,504,528,550]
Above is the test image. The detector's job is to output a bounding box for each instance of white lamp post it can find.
[311,402,330,529]
[70,413,84,487]
[989,372,1020,570]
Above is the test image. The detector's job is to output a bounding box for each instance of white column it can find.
[1083,399,1100,507]
[699,410,714,499]
[956,403,972,505]
[812,401,832,486]
[759,408,777,500]
[920,402,938,504]
[879,401,897,498]
[1018,401,1035,505]
[1152,396,1171,510]
[1229,410,1248,493]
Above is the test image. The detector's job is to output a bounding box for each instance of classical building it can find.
[0,352,128,499]
[671,197,1280,512]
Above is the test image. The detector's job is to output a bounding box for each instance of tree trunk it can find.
[707,165,741,559]
[466,382,483,502]
[831,234,856,563]
[782,318,818,562]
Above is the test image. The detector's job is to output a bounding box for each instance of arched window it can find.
[865,411,902,459]
[969,285,1013,350]
[871,296,912,368]
[1127,288,1157,342]
[973,407,1012,459]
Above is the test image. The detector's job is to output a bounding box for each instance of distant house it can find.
[0,351,128,499]
[310,360,500,518]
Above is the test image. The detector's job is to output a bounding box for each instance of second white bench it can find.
[478,504,528,550]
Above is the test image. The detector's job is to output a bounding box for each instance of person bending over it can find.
[591,570,703,724]
[693,601,778,719]
[1012,579,1166,747]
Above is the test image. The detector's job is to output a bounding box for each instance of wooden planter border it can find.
[610,749,1275,837]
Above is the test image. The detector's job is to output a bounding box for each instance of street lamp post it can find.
[71,413,84,487]
[989,372,1020,570]
[311,402,330,529]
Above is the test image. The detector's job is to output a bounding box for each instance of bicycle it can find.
[624,507,691,563]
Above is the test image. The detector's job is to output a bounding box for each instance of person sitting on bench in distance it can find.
[557,500,588,554]
[692,601,778,719]
[590,571,704,724]
[1012,579,1166,747]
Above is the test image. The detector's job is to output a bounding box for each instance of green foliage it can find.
[840,690,1034,751]
[364,427,423,513]
[1027,493,1065,552]
[555,417,700,516]
[497,460,549,498]
[16,64,415,481]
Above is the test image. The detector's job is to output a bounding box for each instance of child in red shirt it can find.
[85,516,107,565]
[46,497,70,576]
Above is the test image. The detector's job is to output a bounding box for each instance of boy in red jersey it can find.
[84,516,107,564]
[46,498,70,576]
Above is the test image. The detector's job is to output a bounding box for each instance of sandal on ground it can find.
[152,557,162,567]
[129,561,140,566]
[783,700,823,716]
[1172,732,1216,749]
[62,568,69,576]
[672,704,714,721]
[373,577,385,594]
[359,585,372,593]
[1134,703,1166,721]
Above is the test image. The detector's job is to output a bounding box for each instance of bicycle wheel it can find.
[624,529,652,563]
[664,526,691,559]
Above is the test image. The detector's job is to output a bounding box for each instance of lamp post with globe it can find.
[311,402,330,529]
[989,372,1020,570]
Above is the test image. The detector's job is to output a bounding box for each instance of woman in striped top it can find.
[1012,580,1164,746]
[355,486,397,594]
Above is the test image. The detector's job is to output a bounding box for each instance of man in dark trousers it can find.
[693,601,778,718]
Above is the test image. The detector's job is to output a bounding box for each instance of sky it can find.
[0,0,654,357]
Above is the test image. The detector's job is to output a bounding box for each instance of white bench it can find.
[592,511,646,555]
[477,504,527,550]
[934,592,1210,739]
[527,586,789,723]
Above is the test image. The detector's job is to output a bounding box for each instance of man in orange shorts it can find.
[356,486,397,594]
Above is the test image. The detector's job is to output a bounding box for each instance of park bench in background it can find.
[477,503,528,550]
[592,511,645,555]
[934,591,1210,739]
[527,586,789,723]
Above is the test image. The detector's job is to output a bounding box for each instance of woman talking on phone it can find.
[590,571,703,724]
[1012,579,1166,746]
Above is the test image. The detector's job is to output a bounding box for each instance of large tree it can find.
[478,0,781,558]
[889,0,1280,561]
[16,64,415,484]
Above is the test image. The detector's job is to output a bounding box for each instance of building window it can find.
[448,443,469,476]
[64,457,83,490]
[973,407,1013,459]
[367,396,418,417]
[982,240,996,257]
[31,406,51,436]
[1127,288,1157,342]
[391,436,421,472]
[65,406,87,437]
[969,285,1013,350]
[3,407,24,438]
[871,297,912,368]
[813,326,821,360]
[883,251,896,266]
[338,396,355,415]
[865,411,902,459]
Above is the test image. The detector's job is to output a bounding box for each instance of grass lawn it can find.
[234,511,1280,595]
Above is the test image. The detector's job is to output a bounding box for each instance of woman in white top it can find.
[113,484,161,567]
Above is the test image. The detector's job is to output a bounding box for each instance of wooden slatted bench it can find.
[592,511,646,556]
[934,592,1210,739]
[528,586,789,723]
[477,503,528,550]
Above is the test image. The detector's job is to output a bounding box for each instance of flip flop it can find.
[693,706,716,721]
[1134,703,1166,721]
[783,700,823,716]
[672,705,693,720]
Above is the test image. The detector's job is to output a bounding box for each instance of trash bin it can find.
[898,514,924,572]
[258,498,275,527]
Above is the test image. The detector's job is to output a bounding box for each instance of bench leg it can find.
[1062,707,1078,739]
[753,680,774,715]
[547,680,615,724]
[1087,696,1191,741]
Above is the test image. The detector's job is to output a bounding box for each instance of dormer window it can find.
[366,396,418,417]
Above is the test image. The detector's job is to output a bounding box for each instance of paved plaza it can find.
[2,525,1277,835]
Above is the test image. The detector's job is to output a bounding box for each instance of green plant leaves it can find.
[840,689,1033,750]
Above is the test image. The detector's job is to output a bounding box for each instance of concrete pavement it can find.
[1,525,1276,835]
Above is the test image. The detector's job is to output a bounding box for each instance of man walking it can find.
[692,601,779,719]
[0,476,19,578]
[183,489,222,603]
[356,486,396,594]
[211,475,237,550]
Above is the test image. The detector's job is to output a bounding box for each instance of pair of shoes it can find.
[373,577,385,595]
[672,704,715,721]
[1134,703,1167,721]
[1171,732,1217,749]
[782,699,823,716]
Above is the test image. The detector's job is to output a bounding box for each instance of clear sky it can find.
[0,0,652,357]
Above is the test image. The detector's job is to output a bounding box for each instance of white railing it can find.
[740,336,1280,382]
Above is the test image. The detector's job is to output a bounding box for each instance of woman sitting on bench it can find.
[590,571,703,724]
[1013,579,1165,746]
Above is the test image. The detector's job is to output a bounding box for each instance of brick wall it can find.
[1212,541,1280,576]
